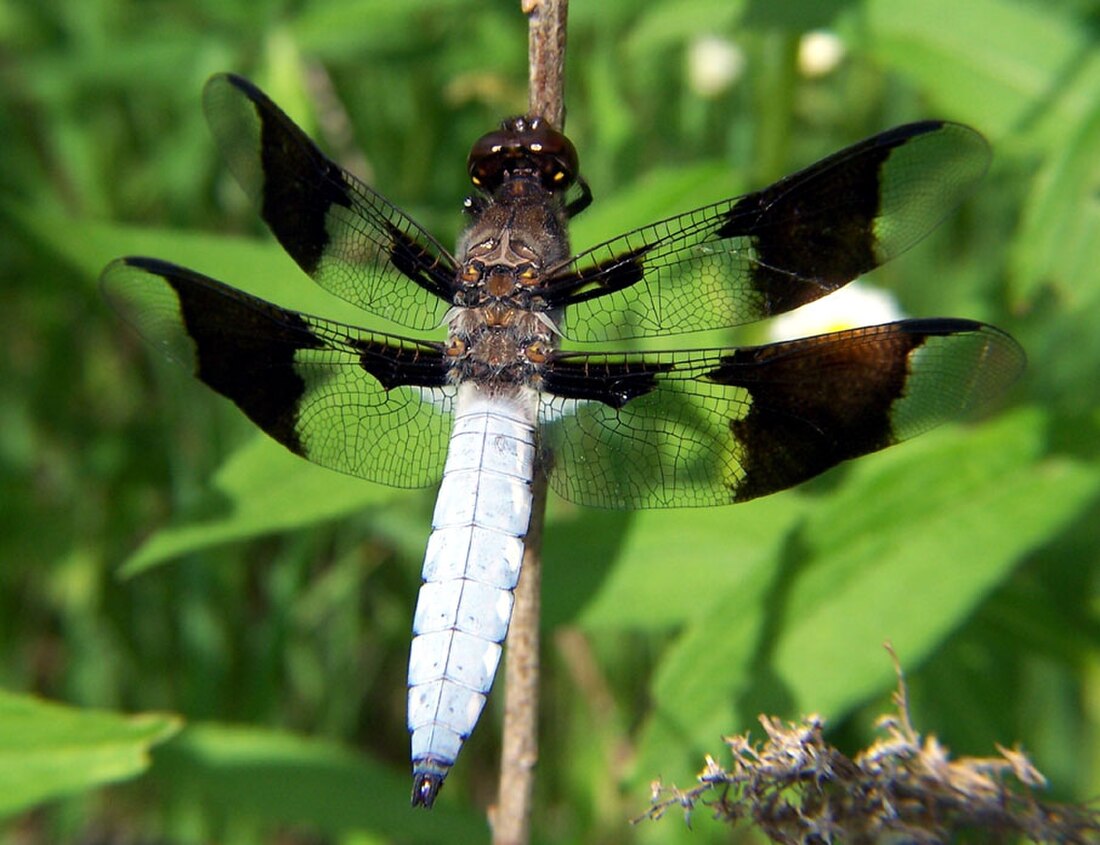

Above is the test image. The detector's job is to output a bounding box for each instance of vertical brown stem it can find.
[490,473,547,845]
[489,5,569,841]
[526,0,570,127]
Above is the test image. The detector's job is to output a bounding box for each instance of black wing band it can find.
[539,320,1024,508]
[102,257,454,488]
[204,74,458,330]
[541,122,990,342]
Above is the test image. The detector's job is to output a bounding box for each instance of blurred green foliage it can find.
[2,0,1099,842]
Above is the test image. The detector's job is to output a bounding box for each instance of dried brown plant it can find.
[642,650,1098,844]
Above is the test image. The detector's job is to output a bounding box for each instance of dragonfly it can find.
[102,73,1024,808]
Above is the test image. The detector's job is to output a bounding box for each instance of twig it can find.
[491,472,547,845]
[489,5,570,840]
[525,0,570,127]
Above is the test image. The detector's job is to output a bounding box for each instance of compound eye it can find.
[468,117,582,194]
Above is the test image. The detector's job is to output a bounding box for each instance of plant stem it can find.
[491,472,546,845]
[526,0,569,128]
[489,4,568,841]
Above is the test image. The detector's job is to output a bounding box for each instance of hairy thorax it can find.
[445,179,570,389]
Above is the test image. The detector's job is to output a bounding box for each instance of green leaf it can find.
[633,408,1100,785]
[10,205,404,330]
[0,690,180,819]
[154,722,485,838]
[561,493,807,631]
[119,435,406,575]
[743,0,852,31]
[1011,97,1100,307]
[293,0,477,61]
[570,162,742,256]
[866,0,1100,137]
[624,0,744,57]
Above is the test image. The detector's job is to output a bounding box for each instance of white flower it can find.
[798,31,846,78]
[768,282,904,342]
[688,35,745,98]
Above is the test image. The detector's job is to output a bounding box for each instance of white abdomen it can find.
[407,383,537,795]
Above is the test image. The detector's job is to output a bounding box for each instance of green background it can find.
[2,0,1098,842]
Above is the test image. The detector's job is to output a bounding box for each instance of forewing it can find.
[203,73,457,332]
[102,257,453,488]
[544,122,991,342]
[539,320,1024,508]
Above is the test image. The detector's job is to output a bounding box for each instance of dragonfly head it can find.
[467,115,581,198]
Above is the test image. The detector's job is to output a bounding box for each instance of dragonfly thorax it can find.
[445,303,556,387]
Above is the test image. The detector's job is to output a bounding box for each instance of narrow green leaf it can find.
[624,1,744,57]
[743,0,851,31]
[866,0,1099,137]
[10,206,403,330]
[119,435,406,575]
[154,723,485,838]
[1011,98,1100,306]
[293,0,477,61]
[0,690,180,818]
